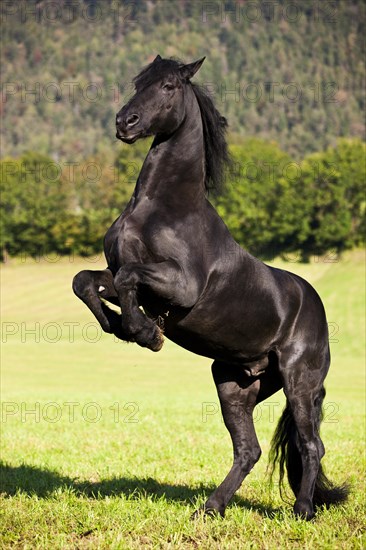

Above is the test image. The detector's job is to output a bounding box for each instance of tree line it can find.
[1,138,364,262]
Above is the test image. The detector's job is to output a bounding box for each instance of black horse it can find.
[73,56,348,519]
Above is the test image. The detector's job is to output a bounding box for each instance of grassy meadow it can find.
[1,250,365,549]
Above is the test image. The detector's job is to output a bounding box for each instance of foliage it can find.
[1,0,365,160]
[286,139,366,258]
[0,152,70,258]
[1,0,364,260]
[330,139,366,245]
[215,138,295,257]
[1,139,364,261]
[215,138,365,259]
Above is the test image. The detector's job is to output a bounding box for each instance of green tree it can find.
[215,138,298,257]
[0,152,70,259]
[332,139,366,246]
[215,138,365,260]
[293,139,365,257]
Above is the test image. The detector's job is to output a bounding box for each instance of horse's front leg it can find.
[114,260,198,352]
[72,268,129,341]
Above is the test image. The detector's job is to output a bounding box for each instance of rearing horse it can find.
[73,56,348,519]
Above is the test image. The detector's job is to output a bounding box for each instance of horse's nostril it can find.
[126,114,140,127]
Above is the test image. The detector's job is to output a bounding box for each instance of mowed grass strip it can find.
[1,251,365,549]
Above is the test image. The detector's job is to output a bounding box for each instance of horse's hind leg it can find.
[197,361,262,517]
[72,268,129,340]
[278,349,329,519]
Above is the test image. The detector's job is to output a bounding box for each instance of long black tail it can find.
[268,400,349,507]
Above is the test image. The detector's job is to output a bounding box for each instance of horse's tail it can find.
[268,400,349,507]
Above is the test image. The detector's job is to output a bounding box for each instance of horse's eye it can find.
[163,83,175,91]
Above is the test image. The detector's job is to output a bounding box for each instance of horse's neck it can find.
[133,89,206,208]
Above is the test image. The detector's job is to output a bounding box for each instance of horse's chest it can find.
[104,214,155,272]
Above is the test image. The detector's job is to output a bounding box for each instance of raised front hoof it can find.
[191,507,224,520]
[133,324,164,352]
[293,500,315,521]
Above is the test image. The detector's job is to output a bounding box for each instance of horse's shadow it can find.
[0,461,279,517]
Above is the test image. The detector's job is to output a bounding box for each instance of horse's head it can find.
[116,55,205,144]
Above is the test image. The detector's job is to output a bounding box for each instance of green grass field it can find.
[1,250,365,549]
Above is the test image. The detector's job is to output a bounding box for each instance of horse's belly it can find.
[164,311,278,364]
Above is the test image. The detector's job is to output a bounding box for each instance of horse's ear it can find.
[179,57,205,80]
[153,54,162,63]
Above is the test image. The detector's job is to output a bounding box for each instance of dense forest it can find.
[2,0,365,159]
[1,0,365,260]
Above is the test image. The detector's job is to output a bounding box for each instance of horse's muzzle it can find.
[115,131,139,144]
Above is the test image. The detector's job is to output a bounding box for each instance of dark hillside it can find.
[1,0,365,159]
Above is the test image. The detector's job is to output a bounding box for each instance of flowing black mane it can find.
[191,83,230,193]
[133,58,231,193]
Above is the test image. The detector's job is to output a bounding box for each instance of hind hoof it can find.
[294,500,315,521]
[191,506,224,520]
